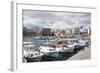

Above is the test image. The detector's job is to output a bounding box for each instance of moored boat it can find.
[39,42,59,58]
[22,42,43,62]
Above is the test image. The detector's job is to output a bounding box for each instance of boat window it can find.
[74,40,79,43]
[35,53,37,55]
[27,47,29,50]
[24,47,27,50]
[30,47,32,50]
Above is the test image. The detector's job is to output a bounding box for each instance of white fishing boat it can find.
[53,39,74,53]
[22,42,43,62]
[61,44,74,53]
[78,39,87,48]
[39,42,59,58]
[66,38,86,50]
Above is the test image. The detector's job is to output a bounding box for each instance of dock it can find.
[68,46,91,60]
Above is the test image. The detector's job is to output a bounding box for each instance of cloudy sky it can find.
[23,10,91,29]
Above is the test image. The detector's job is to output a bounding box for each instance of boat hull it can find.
[25,56,42,62]
[59,47,74,53]
[45,52,59,58]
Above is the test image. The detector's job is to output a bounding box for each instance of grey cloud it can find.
[23,10,91,28]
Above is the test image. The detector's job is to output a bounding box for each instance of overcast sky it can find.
[23,10,91,29]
